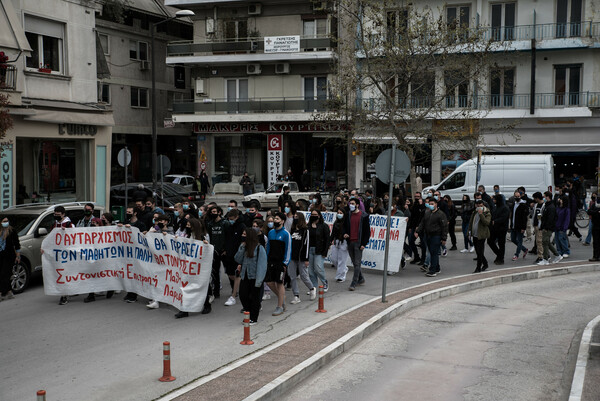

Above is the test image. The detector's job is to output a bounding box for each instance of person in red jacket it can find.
[344,198,371,291]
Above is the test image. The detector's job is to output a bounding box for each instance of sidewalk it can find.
[159,260,600,401]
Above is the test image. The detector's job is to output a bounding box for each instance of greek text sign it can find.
[264,36,300,53]
[268,134,283,187]
[1,144,12,211]
[42,227,213,312]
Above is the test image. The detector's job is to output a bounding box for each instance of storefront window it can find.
[441,150,470,179]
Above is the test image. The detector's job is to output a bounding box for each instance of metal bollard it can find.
[37,390,46,401]
[315,285,327,313]
[159,341,176,382]
[240,311,254,345]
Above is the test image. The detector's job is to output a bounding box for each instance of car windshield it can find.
[160,183,189,195]
[7,214,39,236]
[163,177,177,184]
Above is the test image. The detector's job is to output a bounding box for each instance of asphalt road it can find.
[283,271,600,401]
[1,227,595,401]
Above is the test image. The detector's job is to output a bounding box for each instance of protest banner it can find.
[302,212,407,273]
[41,227,213,312]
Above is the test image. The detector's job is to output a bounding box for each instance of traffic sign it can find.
[157,155,171,176]
[375,148,411,184]
[117,148,131,167]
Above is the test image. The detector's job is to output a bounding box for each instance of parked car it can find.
[1,202,104,293]
[164,175,196,191]
[109,182,203,211]
[243,181,331,210]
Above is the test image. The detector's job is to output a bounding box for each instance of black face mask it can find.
[248,212,255,217]
[145,206,152,212]
[134,207,143,214]
[309,216,318,223]
[274,221,282,228]
[54,214,62,221]
[157,222,165,229]
[84,210,92,216]
[185,227,192,235]
[126,213,133,220]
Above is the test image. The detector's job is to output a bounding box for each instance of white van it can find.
[424,154,554,202]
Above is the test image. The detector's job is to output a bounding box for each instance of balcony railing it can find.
[167,35,334,57]
[173,96,329,114]
[0,65,17,90]
[359,92,600,112]
[478,21,600,42]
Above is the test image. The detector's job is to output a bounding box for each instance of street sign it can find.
[117,148,131,167]
[157,155,171,176]
[375,148,411,184]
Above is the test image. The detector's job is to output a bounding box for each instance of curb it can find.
[569,314,600,401]
[245,263,600,401]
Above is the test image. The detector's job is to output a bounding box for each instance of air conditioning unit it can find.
[195,79,206,96]
[275,63,290,74]
[312,1,327,11]
[248,3,262,15]
[247,63,262,75]
[139,60,150,70]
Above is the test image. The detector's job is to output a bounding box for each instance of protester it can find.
[478,185,494,212]
[587,200,600,261]
[235,228,267,324]
[145,214,173,309]
[539,191,561,265]
[131,184,147,203]
[302,209,331,294]
[510,190,529,261]
[583,193,597,246]
[282,200,295,232]
[555,195,571,258]
[288,213,314,303]
[228,199,238,212]
[240,172,254,196]
[84,209,114,303]
[278,185,293,212]
[344,197,371,289]
[241,203,263,227]
[531,192,545,263]
[309,193,327,212]
[76,203,95,227]
[223,209,246,307]
[408,192,426,265]
[330,207,349,282]
[0,217,20,301]
[488,194,509,265]
[266,212,291,316]
[53,206,73,305]
[206,205,226,299]
[469,199,491,273]
[460,195,475,253]
[444,195,457,251]
[416,198,447,277]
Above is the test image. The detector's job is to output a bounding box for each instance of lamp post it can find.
[151,9,194,195]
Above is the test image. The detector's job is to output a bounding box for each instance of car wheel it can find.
[11,259,30,294]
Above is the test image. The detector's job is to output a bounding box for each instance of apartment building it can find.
[165,0,345,189]
[0,0,113,209]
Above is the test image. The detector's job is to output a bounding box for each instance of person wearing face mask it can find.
[478,185,495,212]
[283,201,295,232]
[242,203,263,227]
[584,192,598,246]
[344,198,372,289]
[510,190,529,261]
[0,217,21,301]
[330,208,349,282]
[121,204,146,303]
[564,182,583,240]
[538,191,561,265]
[555,195,571,258]
[146,214,173,310]
[266,212,292,316]
[288,213,313,304]
[223,209,246,307]
[76,203,95,227]
[172,203,185,233]
[278,186,293,213]
[84,215,115,303]
[469,199,491,273]
[586,196,600,262]
[181,199,199,219]
[415,199,447,277]
[206,206,226,299]
[227,200,238,213]
[52,206,73,305]
[309,193,327,212]
[487,194,509,265]
[300,209,330,296]
[235,227,267,325]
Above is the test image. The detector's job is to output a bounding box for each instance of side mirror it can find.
[35,227,48,238]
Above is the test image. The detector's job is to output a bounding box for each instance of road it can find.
[283,271,600,401]
[1,227,594,401]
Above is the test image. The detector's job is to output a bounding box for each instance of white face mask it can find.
[1,222,8,228]
[349,204,356,212]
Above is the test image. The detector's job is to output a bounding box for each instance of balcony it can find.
[166,36,335,65]
[173,96,328,114]
[479,21,600,42]
[0,65,17,90]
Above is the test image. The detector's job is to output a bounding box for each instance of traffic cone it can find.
[37,390,46,401]
[159,341,176,382]
[315,285,327,313]
[240,311,254,345]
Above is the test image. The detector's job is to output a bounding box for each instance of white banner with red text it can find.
[41,227,213,312]
[302,212,407,272]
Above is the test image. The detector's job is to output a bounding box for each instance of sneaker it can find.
[425,271,438,277]
[224,296,236,306]
[469,246,475,253]
[404,255,413,262]
[420,265,428,272]
[310,287,317,300]
[534,257,542,263]
[537,259,549,266]
[512,255,518,261]
[358,278,366,286]
[349,285,356,291]
[387,271,397,276]
[208,295,215,304]
[174,311,189,319]
[523,248,528,259]
[290,296,301,304]
[562,254,570,258]
[442,249,448,257]
[262,293,271,300]
[460,248,469,253]
[552,255,564,264]
[449,245,457,251]
[323,284,329,293]
[84,294,95,303]
[125,297,136,303]
[272,306,284,316]
[249,320,257,326]
[201,305,212,314]
[58,296,68,305]
[336,278,344,283]
[146,300,159,309]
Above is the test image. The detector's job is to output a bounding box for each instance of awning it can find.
[0,0,32,52]
[480,128,600,153]
[24,110,115,126]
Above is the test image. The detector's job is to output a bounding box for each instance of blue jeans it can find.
[308,247,327,288]
[425,235,441,273]
[462,219,473,249]
[555,230,570,255]
[585,221,593,244]
[510,230,528,257]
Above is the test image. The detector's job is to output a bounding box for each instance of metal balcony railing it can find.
[0,65,17,90]
[173,96,329,114]
[478,21,600,41]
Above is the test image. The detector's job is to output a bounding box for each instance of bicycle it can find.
[575,208,589,229]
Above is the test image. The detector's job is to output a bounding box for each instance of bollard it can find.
[315,285,327,313]
[37,390,46,401]
[159,341,176,382]
[240,311,254,345]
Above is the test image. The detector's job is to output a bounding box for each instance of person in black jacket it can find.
[0,217,21,300]
[302,209,331,292]
[587,200,600,261]
[408,192,426,264]
[540,191,560,264]
[460,195,475,253]
[278,185,293,212]
[510,190,529,261]
[416,198,448,277]
[287,213,314,303]
[344,197,371,290]
[223,209,246,307]
[443,195,457,251]
[478,185,495,212]
[488,194,509,265]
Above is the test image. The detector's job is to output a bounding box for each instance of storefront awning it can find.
[24,110,115,126]
[0,0,32,52]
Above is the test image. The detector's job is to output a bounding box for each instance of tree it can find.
[325,0,509,193]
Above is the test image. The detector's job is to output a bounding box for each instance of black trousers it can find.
[448,220,457,247]
[0,256,11,296]
[239,277,262,322]
[593,229,600,259]
[487,228,507,262]
[212,251,223,297]
[474,238,488,269]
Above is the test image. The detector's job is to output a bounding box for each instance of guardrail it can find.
[173,97,329,114]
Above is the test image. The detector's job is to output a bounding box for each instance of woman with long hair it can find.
[288,212,315,303]
[309,193,327,212]
[330,208,349,282]
[460,194,475,253]
[235,227,267,324]
[0,217,21,300]
[302,209,331,292]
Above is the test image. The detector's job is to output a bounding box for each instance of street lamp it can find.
[151,9,195,195]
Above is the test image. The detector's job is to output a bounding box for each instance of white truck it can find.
[243,181,331,210]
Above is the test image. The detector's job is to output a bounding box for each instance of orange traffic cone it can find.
[240,311,254,345]
[159,341,176,382]
[315,285,327,313]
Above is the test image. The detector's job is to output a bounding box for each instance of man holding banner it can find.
[344,198,371,291]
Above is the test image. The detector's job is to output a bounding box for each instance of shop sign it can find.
[193,122,346,133]
[163,118,175,128]
[0,143,12,211]
[267,135,283,186]
[58,124,97,136]
[264,36,300,53]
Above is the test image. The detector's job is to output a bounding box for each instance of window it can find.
[24,15,65,73]
[98,83,110,104]
[386,9,409,44]
[410,71,435,108]
[226,79,248,113]
[555,65,581,106]
[491,2,516,41]
[224,20,248,42]
[440,172,466,190]
[129,40,148,61]
[130,87,148,108]
[446,5,470,41]
[303,18,328,51]
[557,0,583,38]
[445,70,470,108]
[98,33,109,55]
[490,68,515,107]
[304,76,327,111]
[167,91,184,111]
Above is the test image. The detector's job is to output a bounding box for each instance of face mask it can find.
[337,213,343,220]
[157,222,164,229]
[476,206,483,212]
[54,214,62,221]
[84,210,92,216]
[309,216,318,223]
[152,219,156,224]
[198,211,203,217]
[227,207,233,212]
[267,222,274,229]
[229,219,236,225]
[514,197,521,201]
[252,227,261,233]
[426,204,434,210]
[349,204,356,212]
[247,212,255,217]
[1,222,8,228]
[126,213,133,219]
[284,207,291,214]
[494,189,499,193]
[367,196,372,200]
[185,227,192,234]
[174,211,180,217]
[434,195,439,201]
[145,206,152,212]
[183,205,189,211]
[274,221,282,228]
[311,199,317,204]
[519,191,524,196]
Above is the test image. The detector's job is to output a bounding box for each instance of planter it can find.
[38,68,52,73]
